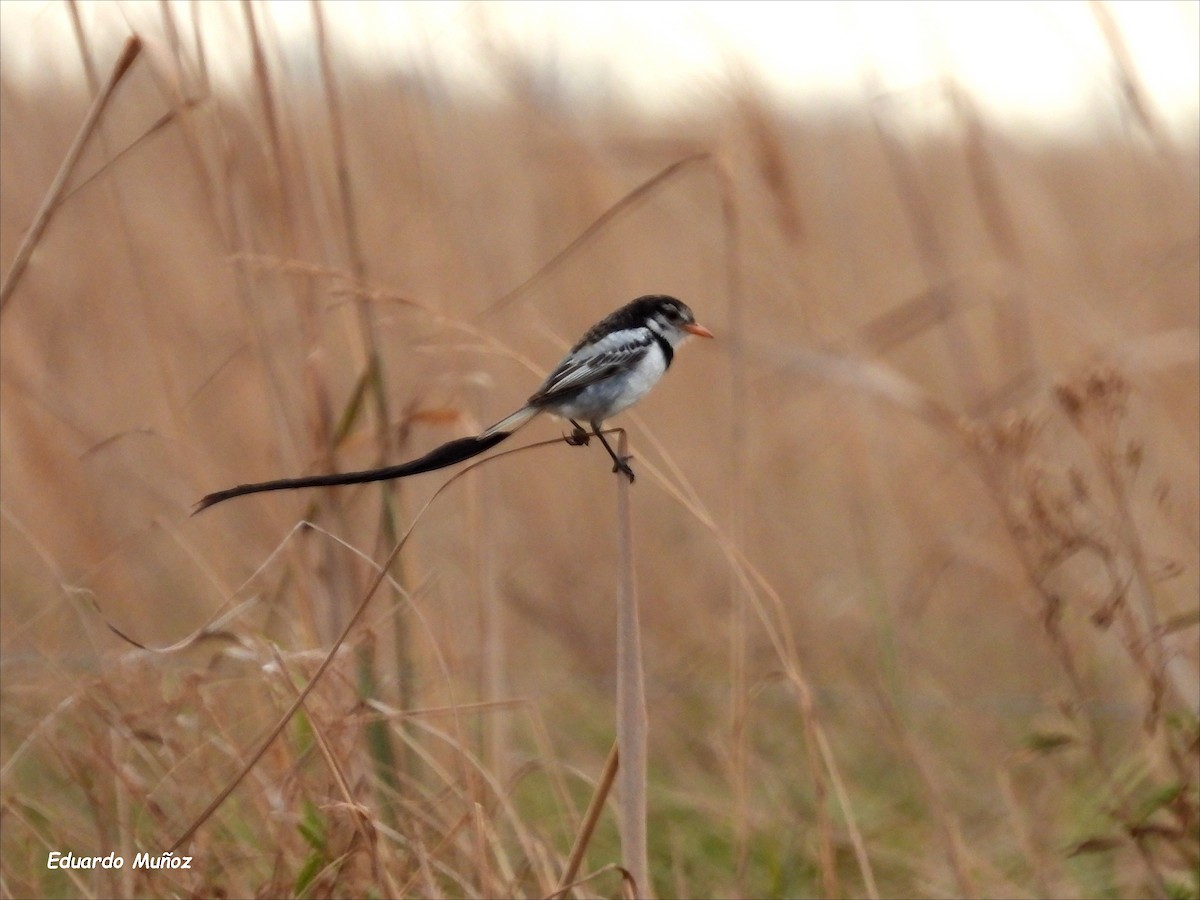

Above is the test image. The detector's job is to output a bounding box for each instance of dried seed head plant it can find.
[962,368,1198,895]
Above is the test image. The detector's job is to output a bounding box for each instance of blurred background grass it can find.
[1,2,1197,898]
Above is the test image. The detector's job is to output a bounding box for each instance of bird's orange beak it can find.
[683,323,714,339]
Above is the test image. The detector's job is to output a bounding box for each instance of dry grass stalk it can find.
[614,429,650,898]
[0,35,141,311]
[558,741,619,893]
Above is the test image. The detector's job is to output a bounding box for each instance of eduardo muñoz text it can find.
[47,851,192,870]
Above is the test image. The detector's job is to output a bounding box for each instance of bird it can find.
[194,294,713,513]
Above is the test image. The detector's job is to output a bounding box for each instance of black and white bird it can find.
[194,295,713,512]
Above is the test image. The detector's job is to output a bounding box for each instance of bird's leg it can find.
[591,421,635,483]
[565,419,591,446]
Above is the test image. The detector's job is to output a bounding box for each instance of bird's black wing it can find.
[529,328,653,407]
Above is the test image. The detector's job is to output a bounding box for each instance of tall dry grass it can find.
[1,3,1197,899]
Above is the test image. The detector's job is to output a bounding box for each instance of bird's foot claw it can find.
[565,426,590,447]
[612,456,635,483]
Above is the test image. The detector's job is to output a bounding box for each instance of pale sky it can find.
[1,0,1197,135]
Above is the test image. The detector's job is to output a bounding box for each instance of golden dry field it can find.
[1,5,1197,899]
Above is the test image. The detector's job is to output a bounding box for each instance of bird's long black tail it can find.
[193,430,513,514]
